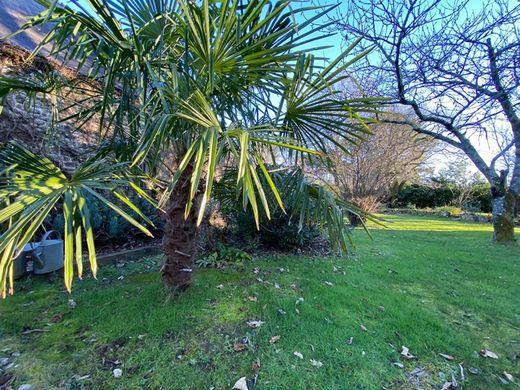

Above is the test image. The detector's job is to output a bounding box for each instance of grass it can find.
[0,214,519,389]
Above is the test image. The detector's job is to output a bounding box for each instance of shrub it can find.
[195,243,252,268]
[436,206,463,217]
[234,210,321,251]
[394,181,491,212]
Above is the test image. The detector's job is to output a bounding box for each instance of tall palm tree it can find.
[0,0,378,297]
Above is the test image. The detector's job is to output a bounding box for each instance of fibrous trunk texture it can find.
[161,164,201,291]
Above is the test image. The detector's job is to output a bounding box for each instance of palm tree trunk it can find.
[161,164,201,290]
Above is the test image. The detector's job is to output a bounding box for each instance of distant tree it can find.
[337,0,520,242]
[434,160,489,209]
[329,110,434,214]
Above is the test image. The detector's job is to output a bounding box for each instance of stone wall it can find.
[0,42,103,173]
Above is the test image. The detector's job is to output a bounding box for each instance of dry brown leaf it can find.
[232,377,248,390]
[269,335,281,344]
[400,346,416,359]
[251,359,261,371]
[50,313,64,323]
[479,349,498,359]
[360,324,368,332]
[439,353,454,361]
[233,343,246,352]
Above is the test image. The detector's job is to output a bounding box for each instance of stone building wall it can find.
[0,42,103,173]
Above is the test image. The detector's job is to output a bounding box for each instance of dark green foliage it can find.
[195,243,252,268]
[235,210,321,251]
[48,191,162,244]
[394,182,491,212]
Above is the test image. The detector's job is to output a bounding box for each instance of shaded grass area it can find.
[0,215,519,389]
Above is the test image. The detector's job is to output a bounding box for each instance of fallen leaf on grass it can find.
[294,351,303,359]
[295,297,304,305]
[112,368,122,378]
[233,343,246,352]
[360,325,368,332]
[269,336,281,344]
[251,359,261,371]
[440,381,455,390]
[50,313,64,323]
[324,281,334,286]
[247,296,257,302]
[378,306,385,312]
[274,283,281,289]
[479,349,498,359]
[459,363,465,381]
[247,320,264,329]
[310,359,323,368]
[401,346,416,359]
[232,377,248,390]
[346,337,353,345]
[468,367,478,375]
[392,362,404,368]
[503,371,515,382]
[439,353,454,361]
[216,284,224,289]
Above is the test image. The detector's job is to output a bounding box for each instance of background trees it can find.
[336,0,520,242]
[329,110,434,213]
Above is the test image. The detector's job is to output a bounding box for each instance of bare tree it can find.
[329,111,434,214]
[336,0,520,242]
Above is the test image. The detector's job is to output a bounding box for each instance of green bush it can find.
[234,210,321,251]
[436,206,463,217]
[394,182,491,212]
[195,243,252,268]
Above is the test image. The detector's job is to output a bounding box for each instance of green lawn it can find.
[0,215,519,389]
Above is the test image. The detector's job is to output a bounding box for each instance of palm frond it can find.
[0,142,153,296]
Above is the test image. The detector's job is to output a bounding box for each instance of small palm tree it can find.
[0,0,377,296]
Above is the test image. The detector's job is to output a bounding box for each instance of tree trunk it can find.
[161,164,201,291]
[491,174,517,243]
